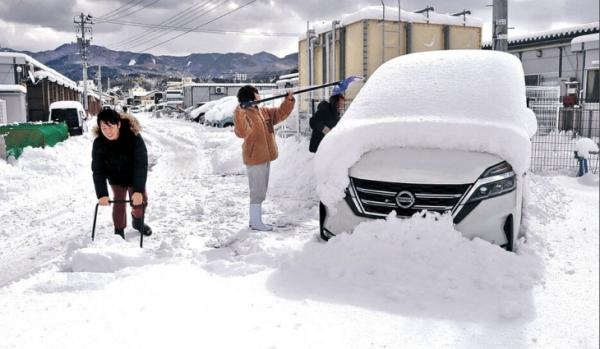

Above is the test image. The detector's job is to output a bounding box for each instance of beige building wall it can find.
[449,26,482,49]
[411,23,444,53]
[297,18,482,108]
[298,39,309,87]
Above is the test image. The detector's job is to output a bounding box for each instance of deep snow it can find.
[314,50,538,209]
[0,114,598,349]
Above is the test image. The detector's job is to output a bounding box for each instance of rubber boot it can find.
[249,203,272,231]
[114,228,125,239]
[132,216,153,236]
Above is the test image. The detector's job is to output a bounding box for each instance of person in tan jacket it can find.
[234,85,295,231]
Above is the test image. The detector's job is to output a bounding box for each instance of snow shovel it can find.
[240,76,363,108]
[91,199,147,248]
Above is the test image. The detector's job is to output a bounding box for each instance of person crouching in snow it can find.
[91,108,152,239]
[234,85,295,231]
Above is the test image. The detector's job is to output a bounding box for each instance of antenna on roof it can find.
[414,6,434,19]
[451,9,471,21]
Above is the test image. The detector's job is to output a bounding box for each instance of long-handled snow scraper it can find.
[240,75,363,108]
[91,200,147,248]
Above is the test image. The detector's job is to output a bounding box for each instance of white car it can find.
[49,101,87,136]
[315,50,538,251]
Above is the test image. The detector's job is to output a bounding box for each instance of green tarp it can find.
[0,122,69,159]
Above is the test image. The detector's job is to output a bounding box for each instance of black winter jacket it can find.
[91,116,148,198]
[309,101,340,153]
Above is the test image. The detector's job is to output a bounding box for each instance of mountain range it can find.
[1,43,298,82]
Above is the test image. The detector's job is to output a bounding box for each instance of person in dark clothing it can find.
[308,93,345,153]
[91,108,152,239]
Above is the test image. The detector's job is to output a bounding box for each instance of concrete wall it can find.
[0,92,27,123]
[299,19,482,107]
[0,56,26,85]
[409,23,444,53]
[448,26,481,49]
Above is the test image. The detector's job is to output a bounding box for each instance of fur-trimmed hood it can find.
[93,113,141,138]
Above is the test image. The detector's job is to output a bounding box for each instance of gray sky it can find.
[0,0,597,57]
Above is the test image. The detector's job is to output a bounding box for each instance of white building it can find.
[182,83,277,108]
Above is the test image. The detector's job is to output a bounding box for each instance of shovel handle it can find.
[91,200,147,248]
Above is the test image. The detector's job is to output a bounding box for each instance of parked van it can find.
[49,101,87,136]
[315,50,538,251]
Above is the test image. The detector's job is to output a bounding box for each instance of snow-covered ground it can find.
[0,114,598,349]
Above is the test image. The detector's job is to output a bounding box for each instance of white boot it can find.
[249,203,272,231]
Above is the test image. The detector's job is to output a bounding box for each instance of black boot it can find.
[114,228,125,239]
[132,216,152,236]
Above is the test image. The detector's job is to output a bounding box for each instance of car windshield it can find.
[51,108,78,125]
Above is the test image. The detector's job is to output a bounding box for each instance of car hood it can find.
[349,147,503,184]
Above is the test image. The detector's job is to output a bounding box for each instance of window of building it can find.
[525,74,540,86]
[585,69,599,103]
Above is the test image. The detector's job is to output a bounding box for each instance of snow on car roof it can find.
[314,50,538,209]
[205,96,238,122]
[49,101,84,110]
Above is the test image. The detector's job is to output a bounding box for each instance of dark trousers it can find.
[110,185,148,229]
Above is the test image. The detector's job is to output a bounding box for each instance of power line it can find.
[99,0,144,19]
[105,0,213,48]
[138,0,258,54]
[113,0,226,51]
[102,0,161,21]
[98,18,299,39]
[106,0,217,50]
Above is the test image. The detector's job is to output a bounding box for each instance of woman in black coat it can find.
[91,108,152,239]
[309,94,345,153]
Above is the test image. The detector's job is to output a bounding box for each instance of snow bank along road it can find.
[0,114,598,348]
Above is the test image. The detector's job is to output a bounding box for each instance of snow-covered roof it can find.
[300,6,482,39]
[0,84,27,93]
[0,52,82,92]
[571,33,600,45]
[49,101,84,110]
[571,33,600,52]
[482,22,599,48]
[278,73,299,80]
[314,50,537,209]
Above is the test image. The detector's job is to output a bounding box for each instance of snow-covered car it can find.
[130,106,142,113]
[151,103,179,118]
[49,101,88,136]
[203,96,238,128]
[315,50,538,251]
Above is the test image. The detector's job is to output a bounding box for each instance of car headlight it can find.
[467,161,516,203]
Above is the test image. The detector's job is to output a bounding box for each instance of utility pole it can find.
[74,13,94,111]
[97,65,102,106]
[492,0,508,51]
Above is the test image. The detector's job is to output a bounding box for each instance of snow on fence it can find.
[527,86,561,133]
[527,86,599,174]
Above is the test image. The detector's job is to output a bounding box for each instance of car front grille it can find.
[348,177,472,218]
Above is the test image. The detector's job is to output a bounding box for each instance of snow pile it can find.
[270,212,544,321]
[67,245,155,273]
[128,59,136,66]
[574,137,599,158]
[315,50,538,208]
[271,137,315,193]
[205,96,238,123]
[210,134,244,175]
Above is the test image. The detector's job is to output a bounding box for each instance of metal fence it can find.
[527,86,599,174]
